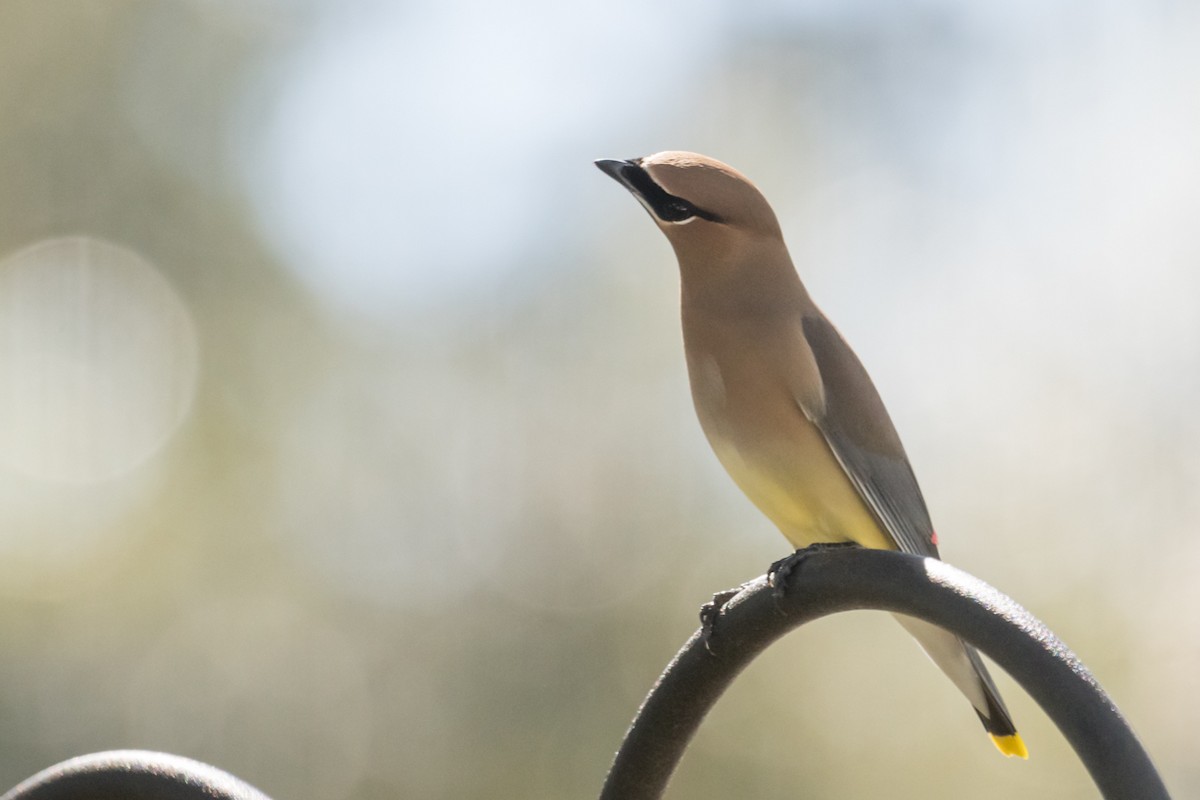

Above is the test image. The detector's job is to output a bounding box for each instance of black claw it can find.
[700,587,743,655]
[768,542,862,611]
[767,555,791,593]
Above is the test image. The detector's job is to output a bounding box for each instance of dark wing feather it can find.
[801,315,939,558]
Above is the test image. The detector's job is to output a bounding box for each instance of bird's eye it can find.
[661,200,722,225]
[662,200,698,222]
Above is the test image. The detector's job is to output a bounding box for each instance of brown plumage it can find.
[597,151,1026,758]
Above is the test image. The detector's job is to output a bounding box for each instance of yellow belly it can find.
[684,321,895,552]
[706,425,895,552]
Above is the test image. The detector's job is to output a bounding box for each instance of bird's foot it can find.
[700,586,745,655]
[768,542,862,609]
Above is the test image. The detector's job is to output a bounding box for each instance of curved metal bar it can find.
[599,547,1170,800]
[2,750,274,800]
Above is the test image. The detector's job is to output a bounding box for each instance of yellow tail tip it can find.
[989,732,1029,759]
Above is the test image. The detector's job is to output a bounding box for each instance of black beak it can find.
[594,158,643,189]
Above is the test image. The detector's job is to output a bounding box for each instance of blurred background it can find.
[1,1,1198,798]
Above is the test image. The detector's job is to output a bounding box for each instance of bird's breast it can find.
[683,329,892,551]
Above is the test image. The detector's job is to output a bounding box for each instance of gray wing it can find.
[801,315,939,558]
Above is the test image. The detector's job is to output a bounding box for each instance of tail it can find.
[893,614,1028,759]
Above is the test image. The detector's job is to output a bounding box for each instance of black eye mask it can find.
[595,159,723,224]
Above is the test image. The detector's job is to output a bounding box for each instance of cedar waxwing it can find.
[596,151,1027,759]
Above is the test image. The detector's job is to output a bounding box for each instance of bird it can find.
[595,151,1027,759]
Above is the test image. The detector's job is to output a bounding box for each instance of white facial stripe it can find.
[632,193,698,225]
[631,194,658,217]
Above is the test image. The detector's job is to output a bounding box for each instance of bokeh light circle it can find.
[0,236,198,482]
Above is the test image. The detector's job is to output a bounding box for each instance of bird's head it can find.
[595,152,783,249]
